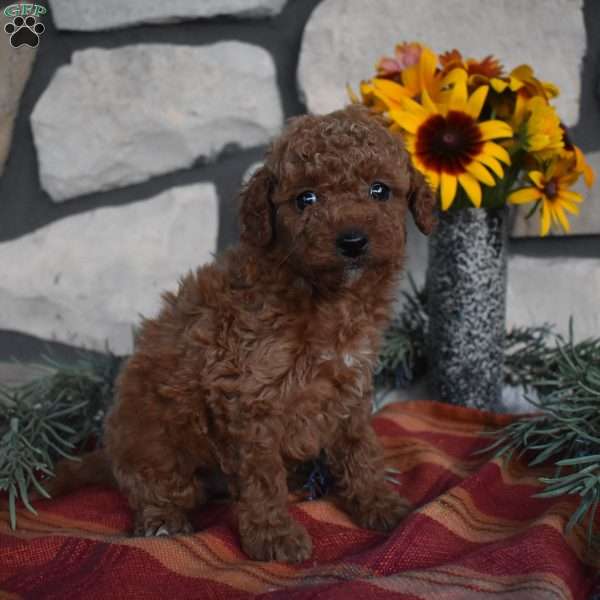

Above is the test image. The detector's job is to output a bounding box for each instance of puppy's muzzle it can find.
[336,231,369,259]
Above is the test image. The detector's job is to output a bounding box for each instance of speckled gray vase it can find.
[426,207,507,410]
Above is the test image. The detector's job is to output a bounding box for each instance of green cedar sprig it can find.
[481,323,600,547]
[0,352,121,528]
[375,275,428,390]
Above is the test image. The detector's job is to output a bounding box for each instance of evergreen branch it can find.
[482,330,600,547]
[0,351,122,529]
[374,274,428,392]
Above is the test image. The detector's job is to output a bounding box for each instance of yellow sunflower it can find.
[389,82,513,209]
[357,78,411,113]
[490,64,559,100]
[572,145,596,188]
[401,46,441,97]
[376,42,423,78]
[439,49,505,89]
[559,129,597,188]
[508,159,583,236]
[361,45,464,111]
[519,96,564,159]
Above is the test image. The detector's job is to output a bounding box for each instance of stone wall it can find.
[0,0,598,360]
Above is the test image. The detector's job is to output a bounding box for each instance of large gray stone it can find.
[0,14,37,175]
[48,0,287,30]
[396,243,600,341]
[298,0,585,126]
[0,183,218,354]
[31,43,283,201]
[511,151,600,237]
[507,255,600,341]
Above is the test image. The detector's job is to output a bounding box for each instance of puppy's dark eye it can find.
[296,191,318,211]
[369,181,390,201]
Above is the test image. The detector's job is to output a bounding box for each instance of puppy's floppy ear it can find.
[239,165,275,248]
[408,165,438,235]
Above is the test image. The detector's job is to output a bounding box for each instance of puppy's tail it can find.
[41,448,116,498]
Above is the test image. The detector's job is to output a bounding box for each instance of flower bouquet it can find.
[351,43,596,408]
[353,42,595,233]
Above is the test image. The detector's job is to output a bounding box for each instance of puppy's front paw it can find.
[350,490,407,533]
[241,520,312,563]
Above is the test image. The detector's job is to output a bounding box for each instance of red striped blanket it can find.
[1,400,598,599]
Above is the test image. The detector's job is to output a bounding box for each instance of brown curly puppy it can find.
[47,106,436,563]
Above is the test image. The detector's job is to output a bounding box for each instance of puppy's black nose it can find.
[336,231,369,258]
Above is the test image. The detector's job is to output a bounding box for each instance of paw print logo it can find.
[4,15,45,48]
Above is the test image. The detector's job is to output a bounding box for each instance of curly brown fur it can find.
[47,106,436,562]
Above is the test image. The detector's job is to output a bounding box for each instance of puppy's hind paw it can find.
[134,510,194,538]
[241,520,312,563]
[351,491,408,533]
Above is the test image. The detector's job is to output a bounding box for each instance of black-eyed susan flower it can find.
[560,127,597,188]
[398,45,438,98]
[572,145,596,188]
[519,97,564,160]
[508,159,583,236]
[361,44,454,111]
[377,42,423,79]
[389,82,513,209]
[489,64,559,100]
[439,49,505,88]
[357,78,411,113]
